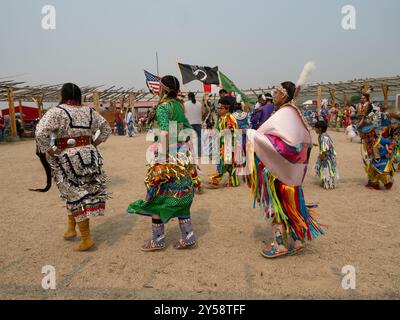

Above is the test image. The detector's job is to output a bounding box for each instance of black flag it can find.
[178,63,219,85]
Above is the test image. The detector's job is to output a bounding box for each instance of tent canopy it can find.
[302,100,314,105]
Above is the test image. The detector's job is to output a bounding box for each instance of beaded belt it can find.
[56,136,92,150]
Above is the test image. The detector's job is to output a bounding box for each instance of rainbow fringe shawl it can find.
[248,155,324,242]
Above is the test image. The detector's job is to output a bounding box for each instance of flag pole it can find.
[176,58,187,97]
[156,51,159,76]
[176,58,183,82]
[217,70,223,91]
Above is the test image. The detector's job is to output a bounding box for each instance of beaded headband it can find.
[159,79,180,97]
[276,84,288,97]
[159,81,169,94]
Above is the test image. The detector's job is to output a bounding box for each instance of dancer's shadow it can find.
[311,180,323,187]
[167,209,211,245]
[337,177,366,185]
[93,213,137,247]
[107,175,129,187]
[253,224,273,244]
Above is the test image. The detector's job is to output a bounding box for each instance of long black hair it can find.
[29,145,52,192]
[314,120,328,133]
[161,75,180,99]
[30,83,82,192]
[60,83,82,105]
[281,81,296,102]
[234,102,243,112]
[148,75,182,125]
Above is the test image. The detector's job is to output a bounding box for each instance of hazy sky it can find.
[0,0,399,91]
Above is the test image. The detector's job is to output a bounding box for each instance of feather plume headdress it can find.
[294,61,316,98]
[275,61,316,100]
[361,84,373,96]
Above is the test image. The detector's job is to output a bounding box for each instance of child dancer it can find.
[314,121,338,189]
[359,123,396,190]
[336,106,343,131]
[207,96,240,188]
[382,118,400,172]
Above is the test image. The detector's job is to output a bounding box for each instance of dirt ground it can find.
[0,129,399,300]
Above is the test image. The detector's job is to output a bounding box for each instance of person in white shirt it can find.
[125,108,136,137]
[184,92,203,157]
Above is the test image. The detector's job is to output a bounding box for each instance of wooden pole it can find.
[382,84,389,109]
[317,85,322,114]
[39,97,43,119]
[120,96,125,113]
[343,91,347,106]
[133,93,140,121]
[129,92,137,119]
[18,99,24,127]
[362,82,370,103]
[129,92,134,107]
[7,88,17,137]
[33,96,43,119]
[93,92,100,113]
[329,88,336,108]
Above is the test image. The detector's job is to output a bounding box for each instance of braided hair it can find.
[161,75,180,99]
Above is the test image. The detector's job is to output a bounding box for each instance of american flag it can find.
[144,70,160,94]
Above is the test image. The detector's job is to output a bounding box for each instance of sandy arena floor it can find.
[0,130,399,300]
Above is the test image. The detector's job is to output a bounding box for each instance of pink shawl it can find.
[247,104,312,186]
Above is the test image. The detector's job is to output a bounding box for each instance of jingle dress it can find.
[35,104,112,222]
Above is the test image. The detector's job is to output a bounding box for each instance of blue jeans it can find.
[117,122,124,136]
[127,122,134,137]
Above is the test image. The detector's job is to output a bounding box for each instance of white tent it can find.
[302,100,314,106]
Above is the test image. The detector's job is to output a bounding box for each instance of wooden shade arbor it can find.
[1,75,400,130]
[0,80,145,114]
[7,88,17,137]
[294,76,400,106]
[204,76,400,107]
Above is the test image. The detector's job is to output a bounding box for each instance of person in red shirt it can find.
[114,107,124,135]
[0,115,5,142]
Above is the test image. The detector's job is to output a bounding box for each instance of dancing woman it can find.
[127,75,198,251]
[246,63,324,258]
[34,83,112,251]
